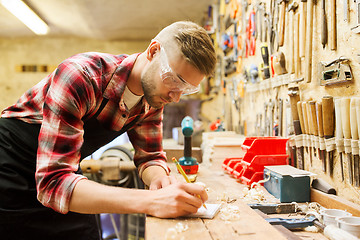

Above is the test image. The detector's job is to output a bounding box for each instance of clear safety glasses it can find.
[159,46,200,95]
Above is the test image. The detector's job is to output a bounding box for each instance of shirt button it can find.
[122,114,127,118]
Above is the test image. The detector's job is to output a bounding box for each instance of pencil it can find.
[172,157,207,209]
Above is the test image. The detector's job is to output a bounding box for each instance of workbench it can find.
[145,158,329,240]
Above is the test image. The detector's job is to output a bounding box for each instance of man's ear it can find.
[146,41,160,61]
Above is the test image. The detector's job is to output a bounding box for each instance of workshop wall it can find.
[0,37,149,110]
[201,0,360,204]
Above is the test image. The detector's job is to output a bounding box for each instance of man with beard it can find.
[0,21,216,239]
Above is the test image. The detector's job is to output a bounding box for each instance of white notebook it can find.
[186,203,222,219]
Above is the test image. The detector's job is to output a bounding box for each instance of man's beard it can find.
[141,62,166,109]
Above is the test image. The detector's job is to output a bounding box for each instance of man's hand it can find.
[145,182,208,218]
[148,174,178,190]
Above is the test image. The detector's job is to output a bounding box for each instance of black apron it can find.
[0,98,140,240]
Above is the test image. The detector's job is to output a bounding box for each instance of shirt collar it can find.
[103,53,152,114]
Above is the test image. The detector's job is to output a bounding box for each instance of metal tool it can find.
[266,215,316,229]
[309,101,319,162]
[179,116,199,174]
[319,57,352,86]
[322,96,335,176]
[297,101,306,169]
[249,203,297,214]
[335,98,345,181]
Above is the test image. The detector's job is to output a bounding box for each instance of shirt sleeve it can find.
[127,107,170,179]
[36,59,99,214]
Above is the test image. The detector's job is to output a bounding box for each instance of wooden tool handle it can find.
[294,13,300,77]
[321,0,327,48]
[350,98,359,140]
[297,101,305,134]
[316,102,324,137]
[302,101,309,134]
[334,98,344,139]
[340,97,351,139]
[299,2,306,58]
[322,96,335,138]
[305,0,314,83]
[329,0,336,50]
[306,102,313,135]
[278,1,286,46]
[309,101,319,136]
[289,94,300,121]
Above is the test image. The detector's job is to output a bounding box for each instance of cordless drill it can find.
[179,116,199,174]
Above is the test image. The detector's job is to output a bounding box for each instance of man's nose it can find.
[169,91,181,103]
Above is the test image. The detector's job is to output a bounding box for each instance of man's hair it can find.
[154,21,216,77]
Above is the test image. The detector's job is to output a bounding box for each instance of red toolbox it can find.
[222,137,289,185]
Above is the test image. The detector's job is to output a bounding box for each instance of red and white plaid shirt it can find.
[1,52,169,214]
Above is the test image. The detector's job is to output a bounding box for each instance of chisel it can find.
[297,101,305,169]
[306,101,314,165]
[309,101,319,164]
[322,96,335,176]
[341,97,352,184]
[335,98,345,181]
[288,90,302,168]
[316,102,326,172]
[351,97,360,187]
[302,101,310,168]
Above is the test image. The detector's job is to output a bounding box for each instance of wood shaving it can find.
[219,205,241,221]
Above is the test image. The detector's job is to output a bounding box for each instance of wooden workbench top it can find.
[146,161,289,240]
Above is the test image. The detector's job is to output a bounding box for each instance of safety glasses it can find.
[159,46,200,95]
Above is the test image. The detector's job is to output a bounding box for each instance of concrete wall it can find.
[0,37,149,110]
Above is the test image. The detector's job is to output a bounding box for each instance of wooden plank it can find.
[145,162,288,240]
[310,188,360,217]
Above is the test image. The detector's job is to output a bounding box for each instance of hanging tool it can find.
[329,0,337,50]
[321,0,328,48]
[316,102,326,172]
[341,98,353,185]
[273,51,287,75]
[297,101,305,169]
[350,98,359,187]
[322,96,335,176]
[306,101,314,165]
[299,0,307,58]
[319,57,352,86]
[335,98,345,181]
[355,97,360,186]
[288,88,303,168]
[305,0,315,83]
[309,101,319,164]
[287,2,298,74]
[278,0,288,47]
[294,12,300,78]
[261,43,271,79]
[179,116,199,175]
[301,101,311,167]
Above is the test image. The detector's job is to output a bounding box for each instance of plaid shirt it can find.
[1,52,169,214]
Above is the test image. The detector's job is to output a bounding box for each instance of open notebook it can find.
[186,203,222,219]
